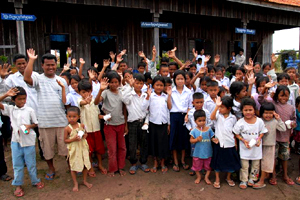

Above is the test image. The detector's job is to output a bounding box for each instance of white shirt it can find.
[92,81,100,98]
[220,76,230,88]
[1,105,38,147]
[214,111,237,148]
[66,91,81,107]
[170,86,193,113]
[142,92,170,125]
[195,87,208,100]
[0,71,39,112]
[186,108,212,131]
[122,86,147,122]
[204,95,216,114]
[196,54,205,68]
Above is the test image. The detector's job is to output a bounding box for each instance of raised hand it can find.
[79,58,85,65]
[192,48,198,58]
[244,64,254,72]
[273,111,280,120]
[168,47,177,58]
[199,67,206,75]
[88,70,96,80]
[94,62,98,68]
[204,55,211,63]
[128,76,135,87]
[183,61,192,69]
[216,96,222,106]
[138,51,146,58]
[116,54,123,63]
[100,77,109,90]
[67,47,72,55]
[0,63,12,78]
[271,53,278,63]
[264,82,274,89]
[63,63,70,72]
[85,95,92,104]
[246,71,256,85]
[214,54,220,63]
[56,79,65,88]
[166,86,172,96]
[109,51,116,61]
[249,58,254,66]
[120,49,127,56]
[5,87,19,97]
[146,85,152,98]
[152,45,157,55]
[27,48,38,60]
[103,59,110,68]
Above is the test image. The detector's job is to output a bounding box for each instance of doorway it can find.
[160,38,174,57]
[50,34,70,68]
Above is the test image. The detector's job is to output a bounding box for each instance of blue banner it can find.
[235,28,256,35]
[1,13,36,21]
[141,22,172,29]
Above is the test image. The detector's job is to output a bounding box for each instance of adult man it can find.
[235,48,246,67]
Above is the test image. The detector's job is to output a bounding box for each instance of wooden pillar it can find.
[14,1,25,55]
[242,21,247,59]
[153,13,160,60]
[262,31,273,64]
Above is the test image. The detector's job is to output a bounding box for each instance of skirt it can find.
[149,122,169,159]
[169,112,189,151]
[210,143,241,172]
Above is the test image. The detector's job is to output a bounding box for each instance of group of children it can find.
[1,46,300,196]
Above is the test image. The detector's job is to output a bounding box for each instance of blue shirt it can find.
[295,109,300,131]
[191,128,214,159]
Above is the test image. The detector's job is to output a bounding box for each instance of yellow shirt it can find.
[78,98,100,132]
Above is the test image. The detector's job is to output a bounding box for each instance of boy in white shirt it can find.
[0,87,44,197]
[204,80,219,114]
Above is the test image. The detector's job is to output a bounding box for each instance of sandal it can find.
[247,179,254,187]
[269,178,277,185]
[189,170,196,176]
[172,164,180,172]
[34,182,45,189]
[107,172,115,177]
[181,163,189,170]
[150,167,157,173]
[225,179,235,187]
[161,166,168,174]
[119,169,126,176]
[99,167,107,175]
[296,176,300,185]
[0,174,12,181]
[239,181,247,189]
[213,182,221,189]
[140,164,150,173]
[45,172,55,180]
[253,183,266,189]
[283,177,295,185]
[129,165,139,175]
[14,187,24,197]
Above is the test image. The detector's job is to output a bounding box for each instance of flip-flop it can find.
[14,187,24,197]
[239,181,247,189]
[150,167,157,173]
[269,178,277,185]
[129,165,139,175]
[247,179,254,187]
[283,178,295,185]
[189,170,196,176]
[0,174,12,181]
[253,183,266,189]
[45,173,55,180]
[181,163,190,170]
[34,182,45,189]
[99,168,107,175]
[296,177,300,185]
[225,179,235,187]
[161,166,168,174]
[119,169,126,176]
[172,164,180,172]
[140,164,150,173]
[213,182,221,189]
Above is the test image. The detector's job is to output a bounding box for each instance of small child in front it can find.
[64,106,92,192]
[190,110,217,185]
[0,87,44,197]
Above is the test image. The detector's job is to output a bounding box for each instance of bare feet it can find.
[73,182,79,192]
[195,177,201,184]
[107,172,115,177]
[205,178,212,185]
[98,165,107,175]
[119,169,126,176]
[83,181,93,189]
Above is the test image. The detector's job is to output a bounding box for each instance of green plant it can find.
[0,55,8,64]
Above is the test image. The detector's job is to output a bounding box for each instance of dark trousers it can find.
[0,115,12,142]
[34,127,44,158]
[0,135,7,176]
[128,120,148,165]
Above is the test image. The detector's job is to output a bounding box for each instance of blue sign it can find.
[141,22,172,29]
[1,13,36,21]
[235,28,256,35]
[285,57,299,69]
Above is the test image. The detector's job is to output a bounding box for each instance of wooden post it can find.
[14,1,26,55]
[153,13,160,60]
[242,22,247,58]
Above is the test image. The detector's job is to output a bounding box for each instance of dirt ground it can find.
[1,145,300,200]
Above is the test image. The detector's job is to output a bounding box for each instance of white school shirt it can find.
[204,95,216,114]
[0,71,39,112]
[122,86,147,122]
[92,81,100,98]
[66,90,81,107]
[1,105,38,147]
[214,111,237,148]
[142,92,170,125]
[170,85,193,113]
[195,87,209,100]
[186,108,212,131]
[220,76,230,88]
[233,117,268,160]
[196,54,205,68]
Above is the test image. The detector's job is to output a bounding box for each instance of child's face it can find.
[231,52,235,56]
[89,71,98,81]
[70,69,77,75]
[278,78,289,86]
[189,67,197,75]
[169,65,177,77]
[67,111,80,125]
[61,76,70,86]
[147,78,153,85]
[287,68,296,81]
[175,74,185,88]
[254,64,261,74]
[236,86,247,100]
[278,90,289,104]
[70,79,79,92]
[209,70,215,78]
[109,78,120,91]
[153,81,164,94]
[219,104,230,115]
[219,91,225,98]
[200,81,207,92]
[215,71,222,80]
[123,73,132,83]
[262,110,274,121]
[160,67,169,77]
[235,70,244,80]
[263,65,271,75]
[13,94,27,108]
[164,83,172,93]
[207,86,219,99]
[15,58,27,74]
[71,58,77,65]
[257,81,267,94]
[193,98,204,110]
[133,80,144,93]
[79,89,92,99]
[242,105,255,119]
[138,67,145,74]
[185,75,191,86]
[195,116,206,128]
[119,63,127,72]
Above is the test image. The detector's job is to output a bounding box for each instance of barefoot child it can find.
[0,87,44,197]
[190,110,216,184]
[64,106,92,192]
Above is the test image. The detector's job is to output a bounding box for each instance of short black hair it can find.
[123,69,132,77]
[189,63,197,69]
[218,86,226,96]
[61,72,71,82]
[240,97,256,111]
[284,67,297,73]
[78,78,92,92]
[41,53,57,64]
[207,65,216,73]
[193,92,204,100]
[230,81,245,98]
[194,109,206,121]
[260,102,275,117]
[207,80,219,87]
[152,76,165,86]
[255,76,269,93]
[163,76,172,84]
[169,62,178,69]
[221,96,234,114]
[239,48,244,53]
[106,71,121,83]
[262,63,271,70]
[12,86,27,100]
[70,74,81,82]
[215,67,222,73]
[67,106,80,115]
[160,64,169,70]
[161,57,169,63]
[137,62,146,69]
[144,72,152,81]
[186,71,193,79]
[13,54,27,63]
[199,76,211,86]
[273,85,290,102]
[133,73,145,82]
[173,70,186,86]
[277,73,290,82]
[235,67,245,74]
[216,64,225,70]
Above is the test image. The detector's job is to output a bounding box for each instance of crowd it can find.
[0,45,300,197]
